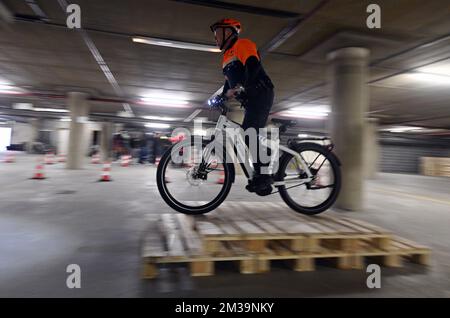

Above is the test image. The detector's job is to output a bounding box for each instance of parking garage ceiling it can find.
[0,0,450,129]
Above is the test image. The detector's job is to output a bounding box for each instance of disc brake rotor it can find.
[186,167,203,186]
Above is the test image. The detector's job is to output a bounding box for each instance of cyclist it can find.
[210,18,275,194]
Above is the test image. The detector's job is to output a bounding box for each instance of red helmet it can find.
[210,18,242,34]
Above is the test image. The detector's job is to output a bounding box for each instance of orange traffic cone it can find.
[120,155,130,167]
[32,162,46,180]
[3,152,15,163]
[44,152,55,165]
[99,162,112,182]
[91,153,101,164]
[57,154,66,163]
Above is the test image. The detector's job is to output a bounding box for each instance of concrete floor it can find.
[0,151,449,297]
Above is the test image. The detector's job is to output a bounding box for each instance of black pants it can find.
[241,87,274,176]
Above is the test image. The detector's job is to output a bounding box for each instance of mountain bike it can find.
[156,97,341,215]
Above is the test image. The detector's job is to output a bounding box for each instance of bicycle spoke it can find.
[282,148,336,209]
[160,142,228,209]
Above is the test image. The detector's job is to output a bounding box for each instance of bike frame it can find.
[201,114,314,186]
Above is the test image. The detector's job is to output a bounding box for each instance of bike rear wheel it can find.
[277,142,341,215]
[156,139,234,215]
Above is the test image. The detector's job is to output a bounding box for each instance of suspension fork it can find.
[198,139,218,171]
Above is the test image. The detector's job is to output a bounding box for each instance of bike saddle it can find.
[271,118,297,133]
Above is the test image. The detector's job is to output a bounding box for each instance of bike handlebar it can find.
[208,86,245,115]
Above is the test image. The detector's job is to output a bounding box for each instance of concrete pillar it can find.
[67,92,90,169]
[327,47,370,211]
[28,118,40,153]
[363,118,379,179]
[100,122,113,162]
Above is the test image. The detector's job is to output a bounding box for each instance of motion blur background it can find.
[0,0,449,297]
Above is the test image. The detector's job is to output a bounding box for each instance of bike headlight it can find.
[208,96,219,107]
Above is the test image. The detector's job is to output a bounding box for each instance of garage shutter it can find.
[380,144,448,174]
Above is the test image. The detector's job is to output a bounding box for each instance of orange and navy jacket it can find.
[221,38,273,96]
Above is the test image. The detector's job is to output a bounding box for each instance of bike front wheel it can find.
[277,142,341,215]
[156,139,234,215]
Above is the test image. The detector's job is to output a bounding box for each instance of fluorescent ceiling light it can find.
[142,92,188,101]
[60,117,71,122]
[418,64,450,77]
[280,105,330,119]
[34,108,69,113]
[386,126,423,133]
[408,72,450,85]
[13,103,33,110]
[0,84,15,90]
[133,36,220,53]
[0,77,12,85]
[0,78,25,94]
[140,98,189,108]
[145,122,171,129]
[290,105,330,112]
[298,134,309,138]
[0,90,22,95]
[139,94,190,108]
[142,115,181,121]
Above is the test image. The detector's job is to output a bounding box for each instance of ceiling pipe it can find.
[259,0,330,55]
[171,0,299,18]
[24,0,49,21]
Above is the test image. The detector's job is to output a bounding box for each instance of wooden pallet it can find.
[421,157,450,177]
[253,235,431,273]
[141,202,431,278]
[195,202,393,254]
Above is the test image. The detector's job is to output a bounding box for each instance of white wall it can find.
[11,122,33,144]
[8,120,102,155]
[0,127,12,151]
